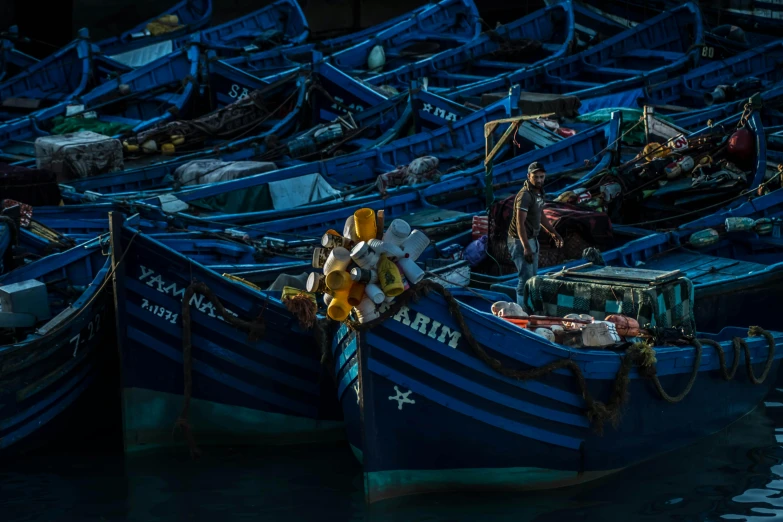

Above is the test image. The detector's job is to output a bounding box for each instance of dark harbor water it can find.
[6,387,783,522]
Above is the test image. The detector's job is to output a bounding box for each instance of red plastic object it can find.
[472,215,489,240]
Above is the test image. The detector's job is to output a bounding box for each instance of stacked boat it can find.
[3,0,783,505]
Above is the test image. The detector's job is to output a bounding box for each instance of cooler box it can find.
[523,264,696,333]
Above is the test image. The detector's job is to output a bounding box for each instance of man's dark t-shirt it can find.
[508,180,545,240]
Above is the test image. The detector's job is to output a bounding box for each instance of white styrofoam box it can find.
[0,279,51,321]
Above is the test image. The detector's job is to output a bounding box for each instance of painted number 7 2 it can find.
[69,313,101,357]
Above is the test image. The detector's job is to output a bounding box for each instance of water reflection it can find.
[3,389,783,521]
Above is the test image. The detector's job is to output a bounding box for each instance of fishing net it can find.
[49,116,133,137]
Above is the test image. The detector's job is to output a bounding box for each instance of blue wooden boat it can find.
[98,0,213,67]
[641,40,783,113]
[108,214,343,452]
[0,39,296,166]
[222,0,479,79]
[0,27,38,83]
[0,29,131,122]
[444,3,704,116]
[207,115,620,242]
[0,220,11,274]
[0,40,200,163]
[59,81,407,201]
[332,281,783,502]
[0,236,113,456]
[130,88,534,218]
[490,186,783,336]
[366,2,575,92]
[12,204,171,260]
[179,0,309,58]
[325,0,481,80]
[554,109,769,231]
[572,0,779,61]
[60,85,523,206]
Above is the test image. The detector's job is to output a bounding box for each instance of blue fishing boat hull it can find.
[367,2,575,92]
[449,3,704,115]
[0,29,131,122]
[109,217,343,452]
[99,0,212,64]
[0,239,113,456]
[0,42,201,163]
[180,0,309,57]
[337,287,783,502]
[0,28,38,83]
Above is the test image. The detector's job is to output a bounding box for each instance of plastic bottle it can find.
[353,208,377,242]
[322,229,351,249]
[378,254,405,296]
[464,235,488,267]
[396,257,424,284]
[306,272,328,294]
[327,290,352,321]
[364,283,385,304]
[383,219,411,246]
[664,156,695,179]
[348,283,367,307]
[350,267,379,284]
[325,270,353,292]
[323,246,351,274]
[400,229,430,261]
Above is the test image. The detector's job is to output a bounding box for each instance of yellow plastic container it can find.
[354,208,377,242]
[348,283,366,307]
[326,270,353,292]
[378,254,404,297]
[281,286,317,306]
[327,290,352,321]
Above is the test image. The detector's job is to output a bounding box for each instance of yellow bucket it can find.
[353,208,377,243]
[281,286,317,306]
[378,254,404,297]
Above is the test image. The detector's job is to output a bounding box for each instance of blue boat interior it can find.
[0,237,109,345]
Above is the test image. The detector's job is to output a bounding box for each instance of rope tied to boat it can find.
[283,293,317,330]
[177,280,266,458]
[344,280,777,433]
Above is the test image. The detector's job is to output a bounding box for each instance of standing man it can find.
[507,162,564,306]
